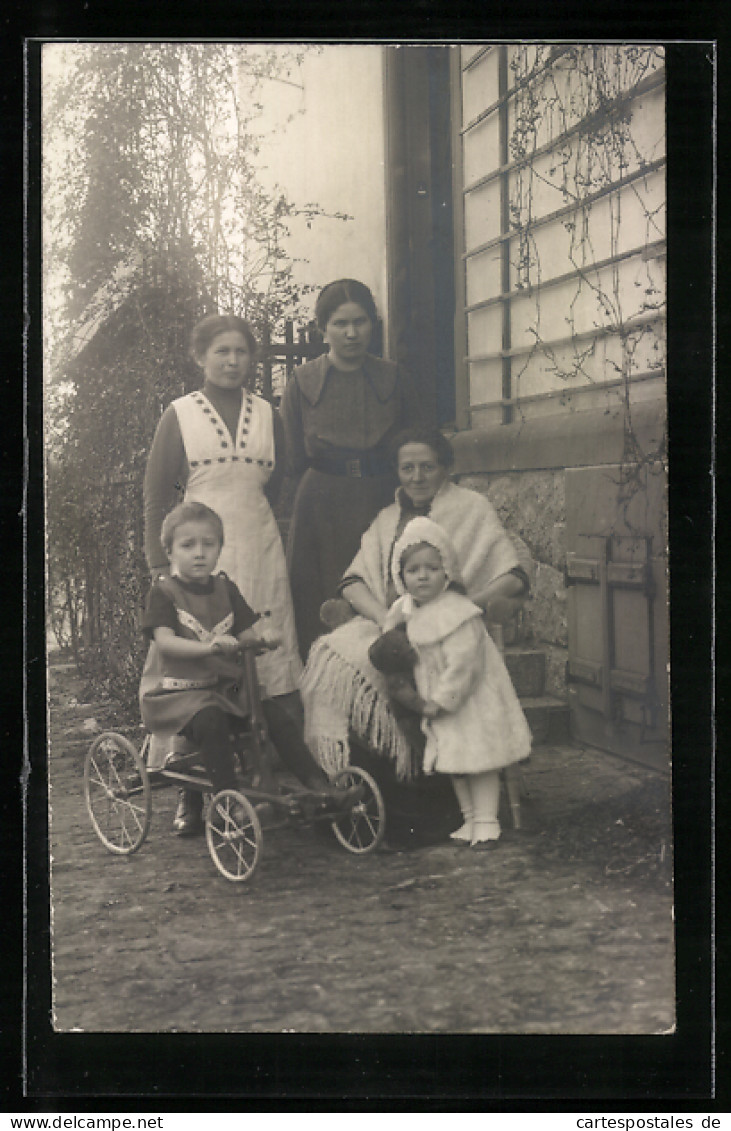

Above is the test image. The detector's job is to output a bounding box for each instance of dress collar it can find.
[295,352,397,407]
[403,589,483,646]
[201,381,247,407]
[168,573,216,595]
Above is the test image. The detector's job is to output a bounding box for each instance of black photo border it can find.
[5,1,723,1111]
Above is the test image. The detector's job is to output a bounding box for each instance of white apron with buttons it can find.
[173,389,302,696]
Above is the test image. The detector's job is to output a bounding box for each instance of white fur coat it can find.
[384,590,531,775]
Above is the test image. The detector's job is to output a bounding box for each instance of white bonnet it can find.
[391,516,463,596]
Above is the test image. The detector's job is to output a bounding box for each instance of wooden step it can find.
[520,695,571,744]
[503,646,547,698]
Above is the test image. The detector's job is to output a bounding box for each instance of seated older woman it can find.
[300,425,531,847]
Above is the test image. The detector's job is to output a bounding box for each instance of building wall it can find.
[458,466,569,699]
[450,47,668,733]
[450,396,667,726]
[250,46,388,328]
[453,44,666,428]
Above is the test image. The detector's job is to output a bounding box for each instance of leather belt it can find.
[309,453,391,478]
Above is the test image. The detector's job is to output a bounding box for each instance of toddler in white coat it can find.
[383,516,531,849]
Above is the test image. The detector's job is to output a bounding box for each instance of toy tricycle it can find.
[83,646,385,882]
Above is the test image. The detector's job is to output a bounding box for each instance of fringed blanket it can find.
[300,616,415,780]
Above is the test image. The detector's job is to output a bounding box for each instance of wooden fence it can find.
[259,321,325,402]
[259,318,384,402]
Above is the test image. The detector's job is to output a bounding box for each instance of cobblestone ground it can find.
[48,658,674,1034]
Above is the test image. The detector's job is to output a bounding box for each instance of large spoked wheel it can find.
[330,766,386,855]
[206,789,262,883]
[84,732,152,855]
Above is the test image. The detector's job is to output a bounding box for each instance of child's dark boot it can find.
[173,787,204,836]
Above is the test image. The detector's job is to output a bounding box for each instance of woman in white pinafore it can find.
[143,314,302,701]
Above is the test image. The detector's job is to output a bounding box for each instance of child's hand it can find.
[379,610,405,632]
[211,634,241,656]
[256,628,281,651]
[421,699,442,719]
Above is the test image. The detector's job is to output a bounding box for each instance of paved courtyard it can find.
[48,657,674,1034]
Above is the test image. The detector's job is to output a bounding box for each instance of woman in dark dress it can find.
[280,279,422,661]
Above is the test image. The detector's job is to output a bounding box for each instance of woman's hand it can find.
[484,593,526,625]
[474,572,528,625]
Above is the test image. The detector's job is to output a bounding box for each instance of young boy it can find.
[140,500,359,835]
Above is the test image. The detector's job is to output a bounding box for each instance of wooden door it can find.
[566,466,669,770]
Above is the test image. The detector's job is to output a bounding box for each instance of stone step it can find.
[520,695,571,745]
[503,646,547,698]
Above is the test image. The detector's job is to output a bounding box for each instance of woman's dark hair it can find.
[190,314,258,362]
[389,425,455,470]
[161,501,224,553]
[314,279,378,331]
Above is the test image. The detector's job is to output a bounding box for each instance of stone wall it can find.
[449,399,667,704]
[455,470,569,699]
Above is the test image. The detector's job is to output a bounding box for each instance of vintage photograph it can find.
[42,42,674,1035]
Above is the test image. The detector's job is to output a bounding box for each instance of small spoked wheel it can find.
[329,766,385,855]
[206,789,262,882]
[84,732,152,855]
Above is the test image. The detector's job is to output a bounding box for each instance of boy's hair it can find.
[160,502,224,553]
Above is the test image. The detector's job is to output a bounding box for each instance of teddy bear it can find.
[368,625,427,752]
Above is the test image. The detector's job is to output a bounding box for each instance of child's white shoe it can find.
[450,776,474,845]
[471,818,501,850]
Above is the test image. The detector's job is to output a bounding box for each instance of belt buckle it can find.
[346,458,362,478]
